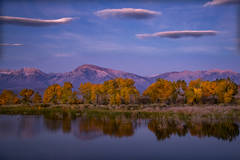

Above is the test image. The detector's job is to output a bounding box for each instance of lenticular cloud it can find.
[204,0,240,7]
[95,8,161,19]
[136,30,218,39]
[0,16,73,26]
[0,43,24,46]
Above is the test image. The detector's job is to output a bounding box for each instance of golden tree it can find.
[171,80,187,104]
[215,79,238,104]
[79,82,93,104]
[143,79,174,103]
[43,84,62,104]
[19,88,34,104]
[69,91,79,104]
[79,78,139,105]
[200,81,216,103]
[106,78,139,105]
[185,79,203,104]
[32,92,42,103]
[61,82,74,104]
[0,90,19,105]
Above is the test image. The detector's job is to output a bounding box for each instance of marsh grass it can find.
[0,104,240,122]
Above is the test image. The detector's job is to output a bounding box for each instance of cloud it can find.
[44,32,222,56]
[179,46,219,54]
[95,8,161,19]
[0,16,73,26]
[0,43,24,46]
[136,30,218,39]
[204,0,240,7]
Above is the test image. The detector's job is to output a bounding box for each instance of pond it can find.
[0,115,239,160]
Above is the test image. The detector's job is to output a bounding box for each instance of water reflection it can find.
[77,116,135,138]
[148,118,188,140]
[148,117,239,141]
[189,121,239,141]
[0,114,239,141]
[0,116,41,139]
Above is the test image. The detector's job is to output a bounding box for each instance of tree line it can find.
[0,78,239,105]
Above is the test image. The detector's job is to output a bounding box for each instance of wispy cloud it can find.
[136,30,218,39]
[204,0,240,7]
[0,16,73,26]
[0,43,24,46]
[44,32,223,56]
[95,8,161,19]
[179,46,219,54]
[44,32,164,55]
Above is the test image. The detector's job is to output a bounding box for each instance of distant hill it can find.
[150,69,240,84]
[1,64,240,93]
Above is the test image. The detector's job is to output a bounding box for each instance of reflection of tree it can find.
[75,116,135,140]
[73,118,104,140]
[189,121,239,141]
[18,116,41,138]
[62,112,71,133]
[43,111,72,133]
[2,113,238,142]
[102,118,134,137]
[43,118,62,132]
[0,116,20,137]
[148,118,239,141]
[148,118,187,140]
[0,116,42,139]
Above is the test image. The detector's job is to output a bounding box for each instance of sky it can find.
[0,0,239,76]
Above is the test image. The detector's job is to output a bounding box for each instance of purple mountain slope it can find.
[0,64,240,93]
[0,64,151,93]
[151,69,240,84]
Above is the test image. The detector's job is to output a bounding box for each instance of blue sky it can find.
[0,0,239,76]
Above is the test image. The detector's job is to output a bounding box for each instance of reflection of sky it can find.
[0,0,239,76]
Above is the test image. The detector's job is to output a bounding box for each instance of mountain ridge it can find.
[1,64,240,93]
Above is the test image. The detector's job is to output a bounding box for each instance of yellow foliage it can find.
[0,90,19,105]
[78,78,139,105]
[32,92,42,103]
[143,79,174,103]
[20,88,34,103]
[43,84,62,104]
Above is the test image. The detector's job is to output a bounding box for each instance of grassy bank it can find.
[0,104,240,121]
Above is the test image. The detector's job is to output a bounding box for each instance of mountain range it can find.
[1,64,240,93]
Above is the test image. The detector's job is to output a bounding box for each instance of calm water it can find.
[0,115,240,160]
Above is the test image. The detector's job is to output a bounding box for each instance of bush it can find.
[40,104,50,108]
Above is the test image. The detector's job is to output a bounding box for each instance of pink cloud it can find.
[0,16,73,26]
[204,0,240,7]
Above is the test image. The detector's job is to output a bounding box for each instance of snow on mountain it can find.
[0,64,239,93]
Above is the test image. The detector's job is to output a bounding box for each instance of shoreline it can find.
[1,104,240,120]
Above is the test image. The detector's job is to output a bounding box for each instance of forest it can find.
[0,78,239,106]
